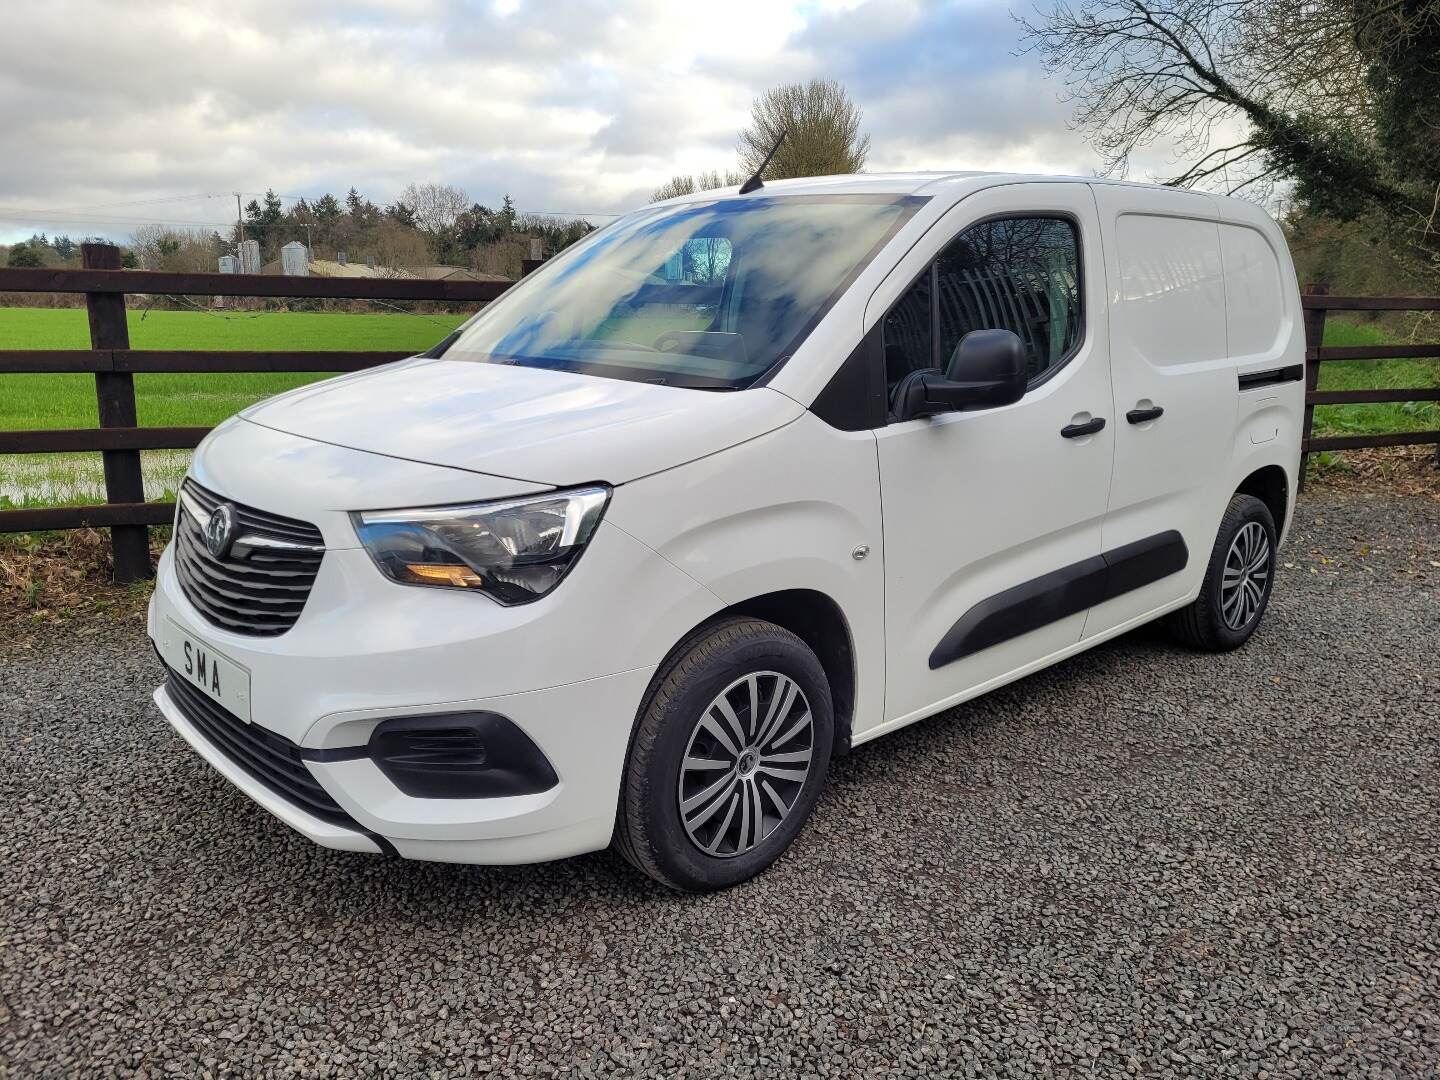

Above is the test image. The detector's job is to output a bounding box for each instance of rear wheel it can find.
[614,617,833,892]
[1168,493,1277,651]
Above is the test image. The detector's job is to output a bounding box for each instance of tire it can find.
[614,617,834,892]
[1168,493,1277,651]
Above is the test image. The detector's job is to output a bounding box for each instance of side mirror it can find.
[893,329,1027,421]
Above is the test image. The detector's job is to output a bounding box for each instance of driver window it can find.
[936,217,1080,380]
[883,215,1082,397]
[882,270,932,391]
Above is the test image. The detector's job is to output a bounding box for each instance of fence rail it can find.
[0,265,510,302]
[0,242,513,581]
[0,249,1435,582]
[0,349,418,373]
[1298,285,1440,486]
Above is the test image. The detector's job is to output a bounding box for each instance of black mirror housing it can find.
[893,329,1028,421]
[945,329,1027,404]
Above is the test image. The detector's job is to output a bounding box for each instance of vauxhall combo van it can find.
[150,172,1303,891]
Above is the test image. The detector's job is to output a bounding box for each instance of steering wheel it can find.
[653,331,687,352]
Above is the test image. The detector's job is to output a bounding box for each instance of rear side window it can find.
[883,215,1083,394]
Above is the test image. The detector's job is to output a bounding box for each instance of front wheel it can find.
[1168,493,1277,651]
[614,617,833,892]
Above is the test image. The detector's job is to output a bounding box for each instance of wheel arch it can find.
[1235,464,1290,539]
[644,588,858,757]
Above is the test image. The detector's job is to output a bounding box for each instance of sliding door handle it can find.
[1126,406,1164,424]
[1061,417,1106,439]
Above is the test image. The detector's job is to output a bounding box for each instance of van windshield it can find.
[443,194,926,389]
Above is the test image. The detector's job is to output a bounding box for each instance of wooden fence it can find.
[0,248,1435,582]
[1299,285,1440,487]
[0,242,510,581]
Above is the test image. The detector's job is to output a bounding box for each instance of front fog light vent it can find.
[369,712,558,799]
[382,727,488,767]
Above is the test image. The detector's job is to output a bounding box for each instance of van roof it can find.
[656,170,1236,202]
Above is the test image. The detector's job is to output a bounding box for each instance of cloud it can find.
[0,0,1119,244]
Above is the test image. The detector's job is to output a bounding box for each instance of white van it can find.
[149,172,1304,891]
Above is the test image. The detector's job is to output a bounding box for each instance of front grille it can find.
[164,668,358,829]
[174,479,324,637]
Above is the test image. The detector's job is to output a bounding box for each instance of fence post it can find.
[82,242,152,582]
[1298,283,1328,493]
[521,237,545,277]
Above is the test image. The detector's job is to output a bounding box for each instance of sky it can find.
[0,0,1156,245]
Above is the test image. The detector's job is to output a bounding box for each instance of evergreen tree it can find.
[6,243,42,268]
[385,200,417,229]
[315,193,341,223]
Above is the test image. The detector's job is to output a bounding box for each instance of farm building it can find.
[257,254,511,283]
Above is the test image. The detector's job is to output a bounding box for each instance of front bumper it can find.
[151,669,653,864]
[147,510,719,864]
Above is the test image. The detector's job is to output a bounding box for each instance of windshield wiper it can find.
[643,374,741,391]
[420,329,462,358]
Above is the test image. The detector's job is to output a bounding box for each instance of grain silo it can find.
[281,241,309,276]
[238,239,262,275]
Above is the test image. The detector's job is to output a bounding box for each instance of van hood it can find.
[240,357,805,486]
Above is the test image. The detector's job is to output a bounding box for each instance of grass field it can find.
[0,308,465,506]
[0,306,1436,506]
[0,307,464,431]
[1311,320,1440,437]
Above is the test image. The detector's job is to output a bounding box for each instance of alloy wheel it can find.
[676,671,815,858]
[1220,520,1271,630]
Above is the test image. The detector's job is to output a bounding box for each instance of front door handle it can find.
[1061,417,1106,439]
[1126,405,1164,424]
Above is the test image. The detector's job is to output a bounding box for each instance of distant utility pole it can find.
[235,192,245,249]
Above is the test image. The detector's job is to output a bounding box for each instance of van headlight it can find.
[351,485,609,605]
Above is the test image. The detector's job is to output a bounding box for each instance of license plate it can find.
[157,618,252,723]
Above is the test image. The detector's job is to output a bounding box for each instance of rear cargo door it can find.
[1083,184,1236,638]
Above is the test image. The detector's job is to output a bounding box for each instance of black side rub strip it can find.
[929,530,1189,670]
[1238,364,1303,390]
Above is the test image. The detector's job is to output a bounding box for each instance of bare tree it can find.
[370,219,432,272]
[473,236,531,279]
[651,169,743,203]
[685,236,731,283]
[1016,0,1440,262]
[130,225,223,272]
[399,182,470,260]
[737,79,870,180]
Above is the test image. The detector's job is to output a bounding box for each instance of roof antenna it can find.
[738,130,786,194]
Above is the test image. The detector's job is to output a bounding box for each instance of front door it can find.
[873,183,1115,729]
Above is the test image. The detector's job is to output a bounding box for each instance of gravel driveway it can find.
[2,490,1437,1078]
